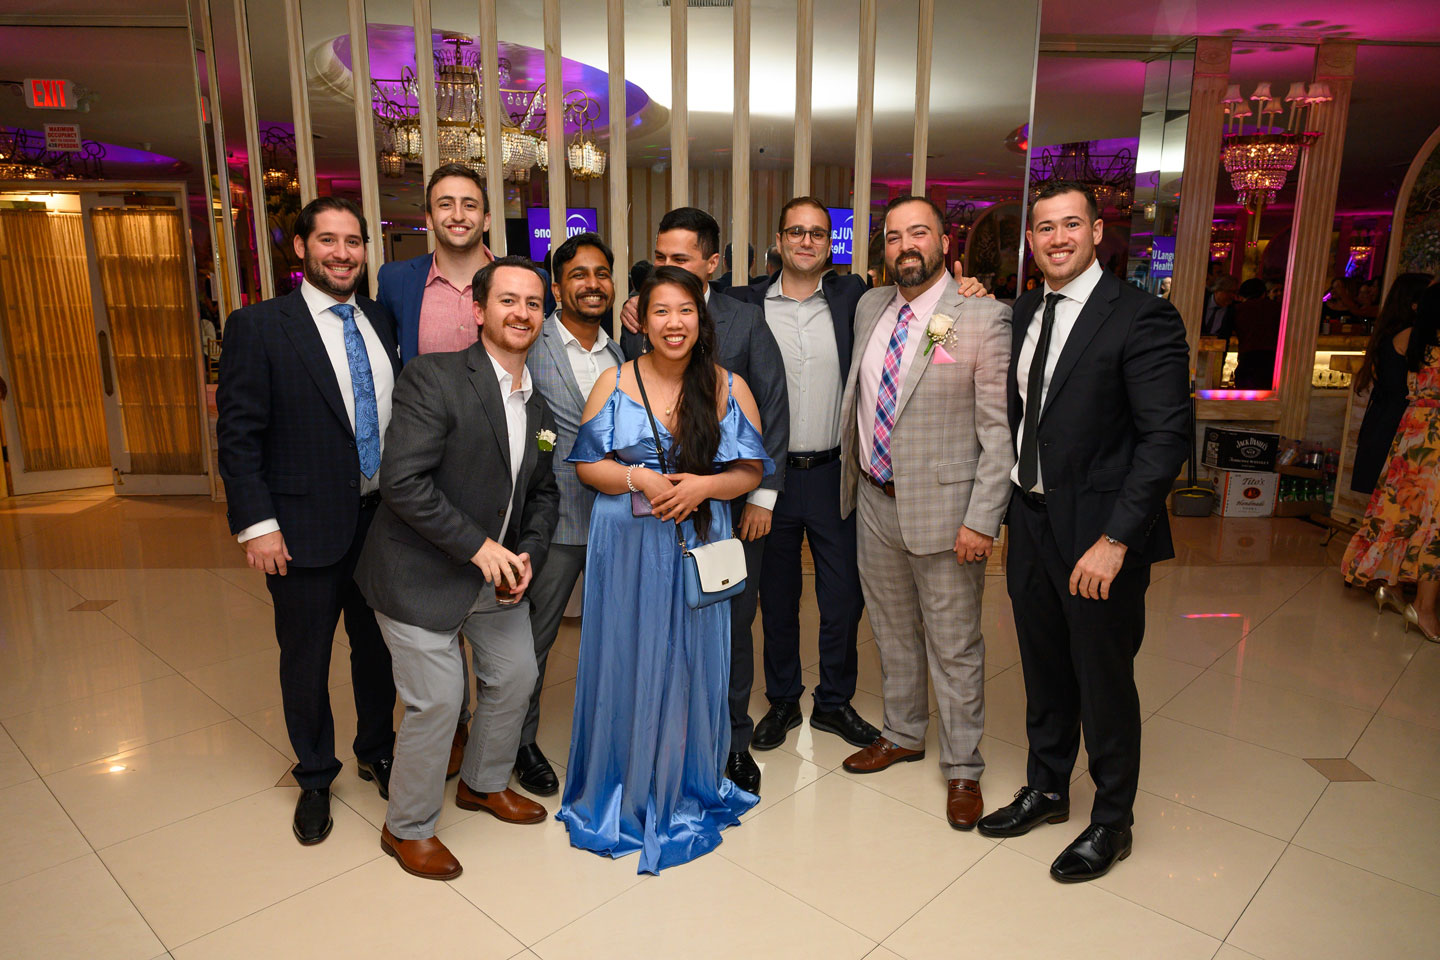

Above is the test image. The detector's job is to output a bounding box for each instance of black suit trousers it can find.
[266,501,395,789]
[1006,490,1149,829]
[728,516,765,753]
[759,459,863,709]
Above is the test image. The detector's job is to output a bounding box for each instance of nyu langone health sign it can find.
[828,207,856,266]
[528,208,600,262]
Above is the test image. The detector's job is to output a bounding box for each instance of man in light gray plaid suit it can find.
[514,232,624,796]
[838,195,1013,830]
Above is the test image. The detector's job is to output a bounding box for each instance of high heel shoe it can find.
[1375,584,1407,615]
[1402,604,1440,642]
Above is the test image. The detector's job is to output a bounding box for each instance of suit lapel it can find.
[279,290,353,436]
[541,318,584,408]
[466,344,512,478]
[708,289,736,356]
[518,400,541,497]
[894,277,959,422]
[1041,270,1119,421]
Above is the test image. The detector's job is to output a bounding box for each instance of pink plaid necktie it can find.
[868,303,913,484]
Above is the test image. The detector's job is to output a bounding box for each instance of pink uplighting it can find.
[1182,613,1244,619]
[1196,389,1277,400]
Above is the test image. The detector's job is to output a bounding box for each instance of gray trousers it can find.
[856,480,986,780]
[376,586,537,839]
[521,542,586,747]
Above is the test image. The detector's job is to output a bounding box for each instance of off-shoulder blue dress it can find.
[558,369,774,874]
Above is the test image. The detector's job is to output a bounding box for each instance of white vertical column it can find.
[670,0,689,207]
[412,0,439,254]
[347,0,384,292]
[544,0,565,259]
[851,0,877,277]
[732,0,750,283]
[910,0,934,194]
[197,0,242,315]
[607,0,629,305]
[283,0,315,204]
[232,0,275,300]
[479,0,507,256]
[793,0,813,197]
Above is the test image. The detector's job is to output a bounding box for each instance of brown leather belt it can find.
[864,472,896,498]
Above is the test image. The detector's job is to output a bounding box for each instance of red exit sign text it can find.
[24,79,76,110]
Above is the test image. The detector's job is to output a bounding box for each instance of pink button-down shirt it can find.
[856,277,948,471]
[416,259,479,355]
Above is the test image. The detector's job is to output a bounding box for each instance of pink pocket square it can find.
[931,345,956,364]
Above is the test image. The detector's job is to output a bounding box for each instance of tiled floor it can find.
[2,488,1438,960]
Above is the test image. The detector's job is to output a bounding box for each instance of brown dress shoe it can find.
[946,779,983,831]
[842,736,926,774]
[446,722,469,780]
[380,824,463,880]
[455,781,547,824]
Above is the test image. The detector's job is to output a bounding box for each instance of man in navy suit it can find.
[217,197,399,845]
[618,207,789,795]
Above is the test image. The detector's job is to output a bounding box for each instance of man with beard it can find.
[837,195,1013,831]
[217,197,399,844]
[511,232,623,795]
[355,256,560,879]
[976,181,1188,883]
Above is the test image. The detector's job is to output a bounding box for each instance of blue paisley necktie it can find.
[331,303,380,478]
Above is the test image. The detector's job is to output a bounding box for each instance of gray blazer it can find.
[355,341,560,632]
[622,288,789,498]
[840,276,1014,555]
[526,313,624,545]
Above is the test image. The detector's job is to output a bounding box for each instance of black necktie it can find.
[1018,293,1063,492]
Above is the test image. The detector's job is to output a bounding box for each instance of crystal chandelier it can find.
[371,35,607,183]
[1029,141,1135,216]
[1219,81,1328,212]
[0,126,104,180]
[260,126,300,196]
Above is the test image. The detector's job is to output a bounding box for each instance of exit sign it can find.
[24,79,76,110]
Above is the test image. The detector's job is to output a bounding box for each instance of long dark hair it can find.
[1354,273,1432,393]
[638,266,721,538]
[1408,282,1440,374]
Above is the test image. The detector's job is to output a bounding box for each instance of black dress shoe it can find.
[809,702,881,748]
[976,786,1070,838]
[513,743,559,796]
[1050,824,1133,883]
[726,750,761,794]
[752,702,802,751]
[293,788,332,845]
[356,757,393,801]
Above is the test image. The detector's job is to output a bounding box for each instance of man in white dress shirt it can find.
[514,232,624,795]
[217,197,400,845]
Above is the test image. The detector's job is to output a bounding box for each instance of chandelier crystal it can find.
[1219,81,1328,213]
[0,126,104,180]
[1029,141,1134,216]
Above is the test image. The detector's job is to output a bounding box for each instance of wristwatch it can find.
[1103,534,1124,546]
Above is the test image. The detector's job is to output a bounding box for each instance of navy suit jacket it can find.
[722,269,869,382]
[376,252,552,366]
[216,287,401,567]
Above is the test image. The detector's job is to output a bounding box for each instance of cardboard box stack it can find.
[1202,427,1279,518]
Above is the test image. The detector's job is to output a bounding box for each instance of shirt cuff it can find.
[237,518,280,544]
[747,488,779,511]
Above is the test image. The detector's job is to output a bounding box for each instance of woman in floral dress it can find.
[1343,283,1440,640]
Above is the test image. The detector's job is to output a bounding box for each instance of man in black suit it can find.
[721,198,878,753]
[216,197,399,845]
[354,256,559,880]
[618,207,789,795]
[975,181,1189,882]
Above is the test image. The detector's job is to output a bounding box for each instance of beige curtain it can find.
[91,207,204,476]
[0,210,110,472]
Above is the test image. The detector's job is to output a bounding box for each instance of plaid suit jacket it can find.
[840,276,1014,555]
[526,314,624,545]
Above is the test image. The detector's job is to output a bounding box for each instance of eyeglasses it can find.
[782,226,831,243]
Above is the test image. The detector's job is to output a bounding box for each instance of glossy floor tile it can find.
[0,492,1434,958]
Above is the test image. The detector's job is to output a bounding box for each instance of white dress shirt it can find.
[764,273,843,452]
[856,277,948,472]
[553,312,617,401]
[237,279,396,544]
[487,349,534,543]
[1011,257,1104,492]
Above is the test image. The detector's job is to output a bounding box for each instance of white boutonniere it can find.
[923,313,956,356]
[536,428,557,452]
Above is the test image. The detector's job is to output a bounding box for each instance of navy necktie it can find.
[331,303,380,479]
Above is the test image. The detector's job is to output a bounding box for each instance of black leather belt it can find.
[359,492,382,509]
[864,472,896,498]
[1017,486,1046,509]
[787,447,841,470]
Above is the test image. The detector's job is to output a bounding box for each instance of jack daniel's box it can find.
[1202,427,1280,473]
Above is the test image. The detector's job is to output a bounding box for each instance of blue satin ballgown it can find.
[558,369,773,874]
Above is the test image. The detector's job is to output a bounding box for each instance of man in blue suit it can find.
[513,231,624,794]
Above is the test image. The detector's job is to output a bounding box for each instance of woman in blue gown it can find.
[558,266,773,874]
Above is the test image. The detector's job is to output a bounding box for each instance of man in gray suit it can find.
[618,207,789,795]
[513,232,623,795]
[354,256,560,880]
[838,196,1013,831]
